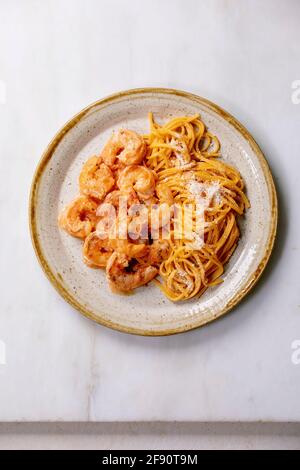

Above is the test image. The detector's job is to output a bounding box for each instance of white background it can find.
[0,0,300,449]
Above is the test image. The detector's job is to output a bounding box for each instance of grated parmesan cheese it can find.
[177,270,194,291]
[188,180,222,208]
[183,179,223,250]
[170,138,190,167]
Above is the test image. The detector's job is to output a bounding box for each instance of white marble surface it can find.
[0,0,300,423]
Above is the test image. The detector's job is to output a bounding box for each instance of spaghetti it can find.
[144,113,249,301]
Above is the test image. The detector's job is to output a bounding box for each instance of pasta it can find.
[144,113,250,301]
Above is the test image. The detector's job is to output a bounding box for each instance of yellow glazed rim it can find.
[29,88,278,336]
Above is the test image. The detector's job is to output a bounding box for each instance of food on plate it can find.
[59,114,249,301]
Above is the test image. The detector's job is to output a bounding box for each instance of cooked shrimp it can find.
[106,252,158,293]
[104,189,140,210]
[95,200,118,239]
[108,237,149,258]
[79,156,114,201]
[103,190,123,209]
[146,240,170,265]
[117,165,156,200]
[83,232,113,268]
[156,183,174,205]
[58,195,99,239]
[101,129,146,167]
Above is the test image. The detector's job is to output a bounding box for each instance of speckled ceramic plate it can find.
[29,88,277,335]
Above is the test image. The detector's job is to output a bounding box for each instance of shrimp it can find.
[147,240,170,265]
[79,156,115,201]
[101,129,146,167]
[110,238,149,258]
[108,216,149,257]
[156,183,174,205]
[58,195,99,239]
[83,232,113,268]
[106,252,158,293]
[95,190,142,239]
[103,189,140,210]
[117,165,156,200]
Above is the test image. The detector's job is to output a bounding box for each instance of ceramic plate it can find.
[29,88,277,335]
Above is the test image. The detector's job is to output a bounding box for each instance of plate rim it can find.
[29,87,278,336]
